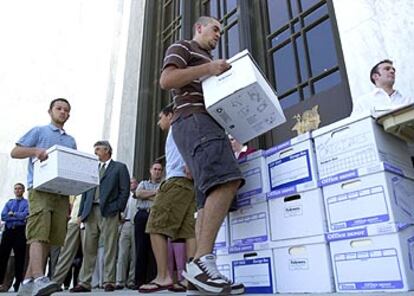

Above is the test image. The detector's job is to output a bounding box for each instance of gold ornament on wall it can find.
[291,105,321,135]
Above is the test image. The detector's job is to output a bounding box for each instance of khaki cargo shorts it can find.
[26,189,69,246]
[146,177,196,240]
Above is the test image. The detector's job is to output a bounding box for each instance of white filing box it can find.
[202,50,285,144]
[266,132,318,197]
[229,201,271,252]
[33,145,99,195]
[328,225,414,293]
[268,187,327,241]
[216,254,232,282]
[313,113,412,185]
[214,216,230,255]
[230,249,276,294]
[323,170,414,233]
[272,235,334,293]
[237,150,269,206]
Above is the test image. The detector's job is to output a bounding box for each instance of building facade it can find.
[123,0,414,180]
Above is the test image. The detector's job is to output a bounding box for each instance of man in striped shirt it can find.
[160,16,245,295]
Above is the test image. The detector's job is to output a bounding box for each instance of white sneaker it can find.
[32,276,60,296]
[186,275,245,295]
[183,254,231,295]
[16,280,34,296]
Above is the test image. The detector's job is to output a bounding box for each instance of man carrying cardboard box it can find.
[160,16,245,295]
[11,98,77,296]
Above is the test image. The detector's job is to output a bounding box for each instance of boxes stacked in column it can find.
[266,132,335,293]
[313,113,414,293]
[226,149,276,293]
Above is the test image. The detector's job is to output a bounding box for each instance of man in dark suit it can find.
[70,140,130,293]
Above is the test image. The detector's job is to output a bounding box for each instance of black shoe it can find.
[69,285,91,293]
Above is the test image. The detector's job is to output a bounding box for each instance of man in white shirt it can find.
[351,59,413,117]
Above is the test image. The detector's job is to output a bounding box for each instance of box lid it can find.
[265,132,312,157]
[271,234,326,248]
[33,145,98,163]
[312,112,372,138]
[325,223,410,242]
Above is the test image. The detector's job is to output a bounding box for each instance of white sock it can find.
[34,276,46,282]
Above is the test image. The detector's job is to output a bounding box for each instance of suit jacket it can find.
[78,159,130,221]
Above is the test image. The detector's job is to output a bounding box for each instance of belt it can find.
[93,203,99,206]
[124,219,131,222]
[137,208,150,213]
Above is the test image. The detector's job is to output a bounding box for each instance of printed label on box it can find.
[231,212,268,245]
[334,248,404,290]
[233,257,273,293]
[289,258,309,270]
[408,236,414,271]
[268,150,312,190]
[238,167,263,199]
[326,185,390,231]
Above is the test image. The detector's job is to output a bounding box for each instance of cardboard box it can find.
[33,145,99,195]
[268,188,327,241]
[272,235,334,293]
[313,114,412,183]
[329,226,414,292]
[202,50,286,144]
[230,249,276,294]
[323,170,414,233]
[266,132,318,197]
[214,216,230,255]
[229,201,271,252]
[216,254,232,282]
[237,150,269,206]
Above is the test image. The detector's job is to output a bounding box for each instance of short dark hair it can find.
[14,183,25,190]
[370,59,393,84]
[151,159,163,168]
[160,103,174,116]
[49,98,71,111]
[193,16,219,35]
[94,140,112,156]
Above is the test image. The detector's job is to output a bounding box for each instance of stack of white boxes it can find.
[227,150,276,294]
[313,113,414,293]
[266,132,335,293]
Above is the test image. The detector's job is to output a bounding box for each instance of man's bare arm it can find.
[135,189,157,200]
[160,60,231,90]
[10,145,48,161]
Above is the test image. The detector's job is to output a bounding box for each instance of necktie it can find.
[99,163,106,179]
[94,163,106,203]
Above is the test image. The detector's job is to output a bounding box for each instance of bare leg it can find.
[140,234,172,287]
[195,180,240,259]
[25,242,50,279]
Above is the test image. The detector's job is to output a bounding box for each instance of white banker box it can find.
[266,132,318,197]
[202,50,285,144]
[214,216,230,255]
[33,145,99,195]
[329,226,414,292]
[323,170,414,233]
[229,201,271,252]
[268,188,327,241]
[272,235,334,293]
[313,113,412,184]
[230,249,276,294]
[237,150,269,206]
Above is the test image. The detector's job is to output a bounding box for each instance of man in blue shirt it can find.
[0,183,29,292]
[138,104,196,293]
[11,98,77,296]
